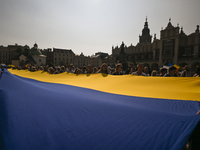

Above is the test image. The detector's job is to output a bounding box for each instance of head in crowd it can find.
[112,63,123,75]
[129,64,136,74]
[74,68,82,75]
[39,66,44,71]
[184,65,190,71]
[60,66,65,73]
[93,67,97,73]
[32,67,37,72]
[53,65,56,70]
[137,63,144,72]
[117,63,122,71]
[87,64,92,73]
[82,66,86,73]
[57,67,61,72]
[69,63,73,71]
[132,63,147,76]
[151,70,157,76]
[193,65,200,77]
[29,65,33,71]
[144,66,149,74]
[99,63,109,74]
[48,67,54,74]
[168,66,177,76]
[44,66,48,72]
[160,68,167,76]
[116,63,123,73]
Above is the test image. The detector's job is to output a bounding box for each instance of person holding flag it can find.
[164,66,179,77]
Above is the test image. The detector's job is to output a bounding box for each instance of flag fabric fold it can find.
[0,69,200,150]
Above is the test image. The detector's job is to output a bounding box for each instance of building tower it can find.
[139,17,152,44]
[33,43,38,50]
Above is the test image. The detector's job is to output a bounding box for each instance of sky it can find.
[0,0,200,56]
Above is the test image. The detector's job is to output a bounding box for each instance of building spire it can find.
[166,18,174,29]
[180,26,183,33]
[144,17,148,27]
[180,26,185,35]
[139,16,152,43]
[196,25,199,33]
[154,34,156,40]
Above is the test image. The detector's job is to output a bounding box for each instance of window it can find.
[39,59,41,62]
[185,48,191,56]
[148,54,151,59]
[164,44,172,55]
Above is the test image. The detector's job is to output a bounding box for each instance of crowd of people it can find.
[1,62,200,77]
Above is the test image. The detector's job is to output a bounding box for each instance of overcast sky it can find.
[0,0,199,56]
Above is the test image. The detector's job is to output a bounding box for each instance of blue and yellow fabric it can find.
[0,69,200,150]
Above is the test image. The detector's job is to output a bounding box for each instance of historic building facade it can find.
[28,43,46,67]
[53,48,75,66]
[74,53,90,67]
[0,43,47,67]
[42,48,53,66]
[112,18,200,71]
[89,56,102,68]
[0,44,22,64]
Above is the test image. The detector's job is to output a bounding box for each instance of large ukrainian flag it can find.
[0,69,200,150]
